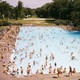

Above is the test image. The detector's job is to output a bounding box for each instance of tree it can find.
[0,1,13,20]
[17,1,25,18]
[36,3,53,18]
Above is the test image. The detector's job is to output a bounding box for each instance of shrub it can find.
[60,20,69,25]
[54,20,61,25]
[11,23,22,26]
[0,21,10,26]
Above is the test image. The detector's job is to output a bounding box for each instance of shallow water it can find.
[10,26,80,76]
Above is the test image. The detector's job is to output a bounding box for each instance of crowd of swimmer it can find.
[0,26,79,78]
[0,36,77,77]
[1,54,76,77]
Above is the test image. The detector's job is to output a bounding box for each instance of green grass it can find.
[9,19,56,26]
[0,18,80,31]
[0,18,55,31]
[0,18,64,27]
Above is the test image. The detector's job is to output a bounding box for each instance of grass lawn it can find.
[0,18,55,31]
[0,18,56,30]
[0,18,80,31]
[9,18,56,26]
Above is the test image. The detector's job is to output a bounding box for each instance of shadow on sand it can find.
[53,76,58,78]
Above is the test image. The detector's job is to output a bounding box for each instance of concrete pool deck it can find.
[0,26,80,80]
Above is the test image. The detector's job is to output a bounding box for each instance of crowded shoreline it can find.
[0,26,20,79]
[0,25,80,80]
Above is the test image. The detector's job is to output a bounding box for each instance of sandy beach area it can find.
[0,26,20,80]
[0,25,80,80]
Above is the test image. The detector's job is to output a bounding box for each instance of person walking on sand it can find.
[69,66,72,76]
[3,62,6,67]
[57,68,62,77]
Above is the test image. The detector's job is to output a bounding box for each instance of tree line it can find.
[36,0,80,24]
[0,0,35,20]
[0,0,80,25]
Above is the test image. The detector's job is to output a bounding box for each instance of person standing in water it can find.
[20,67,23,75]
[69,66,72,76]
[73,68,76,73]
[27,64,31,76]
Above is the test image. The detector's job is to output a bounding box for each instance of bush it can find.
[53,19,70,26]
[54,20,61,25]
[0,21,10,26]
[73,22,80,27]
[11,23,22,26]
[60,20,69,25]
[0,21,22,26]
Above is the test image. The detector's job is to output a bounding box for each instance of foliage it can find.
[0,0,36,20]
[0,0,80,27]
[35,0,80,26]
[0,21,10,26]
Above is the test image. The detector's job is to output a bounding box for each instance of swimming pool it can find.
[10,26,80,76]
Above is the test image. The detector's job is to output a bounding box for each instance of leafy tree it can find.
[0,0,80,26]
[0,1,13,19]
[17,1,24,18]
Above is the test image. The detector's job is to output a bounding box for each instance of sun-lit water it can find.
[10,26,80,76]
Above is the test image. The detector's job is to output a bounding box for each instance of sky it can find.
[2,0,53,8]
